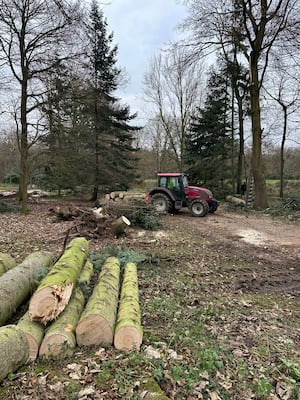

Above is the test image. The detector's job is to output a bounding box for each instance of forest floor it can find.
[0,198,300,399]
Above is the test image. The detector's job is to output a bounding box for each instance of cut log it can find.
[226,195,245,206]
[76,257,120,347]
[0,253,16,277]
[39,288,85,357]
[114,262,143,351]
[111,216,131,238]
[140,378,171,400]
[0,325,29,382]
[17,311,44,362]
[78,259,94,287]
[0,251,54,327]
[29,237,89,324]
[38,260,93,358]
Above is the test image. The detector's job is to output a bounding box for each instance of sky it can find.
[102,0,187,124]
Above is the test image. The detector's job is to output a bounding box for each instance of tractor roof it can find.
[156,173,185,177]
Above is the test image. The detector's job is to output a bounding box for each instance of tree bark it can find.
[140,378,171,400]
[78,259,94,288]
[29,237,89,324]
[0,325,29,382]
[39,259,93,357]
[111,216,131,238]
[114,262,143,351]
[17,311,44,362]
[0,251,54,327]
[76,257,120,347]
[0,253,16,277]
[249,54,268,209]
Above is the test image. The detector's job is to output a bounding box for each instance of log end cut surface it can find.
[39,333,75,357]
[29,284,73,324]
[114,326,142,352]
[76,315,113,347]
[25,333,40,362]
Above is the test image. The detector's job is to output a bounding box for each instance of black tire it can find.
[150,193,173,214]
[209,199,219,213]
[189,199,209,217]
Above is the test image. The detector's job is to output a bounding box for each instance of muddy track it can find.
[161,206,300,297]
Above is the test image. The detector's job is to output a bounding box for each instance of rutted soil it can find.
[161,207,300,296]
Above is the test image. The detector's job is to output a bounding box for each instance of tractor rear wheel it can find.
[150,193,173,214]
[189,199,209,217]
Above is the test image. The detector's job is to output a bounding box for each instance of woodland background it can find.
[0,0,300,212]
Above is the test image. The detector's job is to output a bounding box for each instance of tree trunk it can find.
[76,257,120,347]
[0,325,29,382]
[39,288,85,357]
[0,251,54,326]
[17,311,44,362]
[249,55,268,209]
[111,216,131,238]
[78,259,94,288]
[29,237,89,324]
[114,262,143,351]
[0,253,16,277]
[280,105,287,198]
[18,71,30,215]
[39,259,93,357]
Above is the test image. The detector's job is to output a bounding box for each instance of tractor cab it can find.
[157,173,186,202]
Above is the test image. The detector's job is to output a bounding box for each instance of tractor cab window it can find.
[159,177,168,188]
[167,177,178,189]
[182,175,189,187]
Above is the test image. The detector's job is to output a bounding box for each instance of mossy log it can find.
[0,251,54,327]
[17,311,44,362]
[114,262,143,351]
[0,253,16,277]
[38,260,92,357]
[140,378,171,400]
[76,257,120,347]
[77,259,94,287]
[29,237,89,324]
[226,195,245,206]
[0,325,29,382]
[39,288,85,357]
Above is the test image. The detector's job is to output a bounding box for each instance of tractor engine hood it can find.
[185,186,213,201]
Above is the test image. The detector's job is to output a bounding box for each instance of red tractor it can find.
[145,173,219,217]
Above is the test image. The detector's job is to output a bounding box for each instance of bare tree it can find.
[180,0,300,209]
[0,0,82,213]
[264,60,300,198]
[143,46,205,171]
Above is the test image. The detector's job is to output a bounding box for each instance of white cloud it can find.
[102,0,187,117]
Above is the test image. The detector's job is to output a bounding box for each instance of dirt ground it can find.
[167,207,300,296]
[1,200,299,296]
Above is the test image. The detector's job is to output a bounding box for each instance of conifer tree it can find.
[83,1,140,200]
[185,65,232,191]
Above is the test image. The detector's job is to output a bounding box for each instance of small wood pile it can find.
[49,205,131,239]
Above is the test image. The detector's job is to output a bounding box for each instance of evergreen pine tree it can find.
[84,1,140,200]
[185,64,232,190]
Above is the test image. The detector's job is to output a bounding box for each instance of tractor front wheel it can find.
[189,199,209,217]
[150,193,173,214]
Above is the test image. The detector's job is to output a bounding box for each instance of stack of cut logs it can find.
[0,238,143,382]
